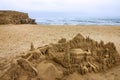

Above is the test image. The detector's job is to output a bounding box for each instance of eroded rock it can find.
[0,10,36,24]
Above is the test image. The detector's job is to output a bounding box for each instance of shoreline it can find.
[37,24,120,26]
[1,24,120,26]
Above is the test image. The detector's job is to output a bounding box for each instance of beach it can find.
[0,0,120,79]
[0,24,120,57]
[0,24,120,80]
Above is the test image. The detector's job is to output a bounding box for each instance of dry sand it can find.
[0,24,120,57]
[0,24,120,80]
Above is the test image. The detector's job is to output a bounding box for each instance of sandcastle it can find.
[0,33,120,80]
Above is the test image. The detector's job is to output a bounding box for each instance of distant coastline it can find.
[0,10,120,26]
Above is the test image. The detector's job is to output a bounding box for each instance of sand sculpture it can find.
[0,33,120,80]
[0,10,36,24]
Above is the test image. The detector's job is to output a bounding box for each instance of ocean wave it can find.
[37,17,120,25]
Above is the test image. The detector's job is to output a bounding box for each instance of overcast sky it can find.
[0,0,120,17]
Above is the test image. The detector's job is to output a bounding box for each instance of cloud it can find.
[0,0,120,17]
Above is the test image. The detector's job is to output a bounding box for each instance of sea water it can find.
[36,17,120,26]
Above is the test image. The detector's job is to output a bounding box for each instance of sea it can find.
[36,17,120,26]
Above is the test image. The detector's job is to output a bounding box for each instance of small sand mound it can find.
[64,72,84,80]
[37,61,63,80]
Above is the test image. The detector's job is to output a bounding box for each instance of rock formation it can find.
[0,10,36,24]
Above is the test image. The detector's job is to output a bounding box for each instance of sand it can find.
[0,24,120,80]
[0,24,120,58]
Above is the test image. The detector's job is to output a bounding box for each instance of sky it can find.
[0,0,120,18]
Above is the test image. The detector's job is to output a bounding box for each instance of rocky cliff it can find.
[0,10,36,24]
